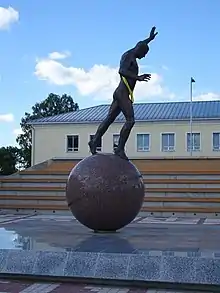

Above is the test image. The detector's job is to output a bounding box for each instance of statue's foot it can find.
[114,148,129,161]
[88,140,97,155]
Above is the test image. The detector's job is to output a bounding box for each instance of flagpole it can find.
[190,80,192,156]
[189,78,195,156]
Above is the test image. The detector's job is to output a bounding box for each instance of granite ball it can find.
[65,153,145,232]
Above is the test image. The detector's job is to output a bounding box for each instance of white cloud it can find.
[13,128,23,135]
[162,65,169,71]
[194,92,220,101]
[0,113,14,122]
[35,56,175,102]
[0,6,19,30]
[48,51,71,60]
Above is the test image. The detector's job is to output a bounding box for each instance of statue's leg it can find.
[89,98,121,154]
[114,94,135,160]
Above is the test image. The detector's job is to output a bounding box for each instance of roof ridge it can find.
[78,99,220,109]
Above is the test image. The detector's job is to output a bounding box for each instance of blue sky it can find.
[0,0,219,146]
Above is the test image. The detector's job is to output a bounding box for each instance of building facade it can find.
[29,101,220,165]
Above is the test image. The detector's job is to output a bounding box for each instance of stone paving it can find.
[0,279,214,293]
[1,213,220,252]
[1,213,220,290]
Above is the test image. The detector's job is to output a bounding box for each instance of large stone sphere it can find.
[65,153,145,232]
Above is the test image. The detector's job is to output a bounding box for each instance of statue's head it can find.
[134,41,149,59]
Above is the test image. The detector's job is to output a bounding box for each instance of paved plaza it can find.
[0,213,220,292]
[0,279,215,292]
[1,213,220,253]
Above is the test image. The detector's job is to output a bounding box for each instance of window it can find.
[161,133,175,152]
[66,135,79,152]
[187,132,201,152]
[90,135,102,151]
[213,132,220,151]
[137,134,150,151]
[113,134,120,150]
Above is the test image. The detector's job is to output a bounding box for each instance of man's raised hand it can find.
[149,26,158,40]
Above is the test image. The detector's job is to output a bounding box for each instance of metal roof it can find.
[29,100,220,125]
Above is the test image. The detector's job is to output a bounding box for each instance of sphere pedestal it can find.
[66,153,145,232]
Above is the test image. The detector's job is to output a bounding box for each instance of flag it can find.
[191,77,195,83]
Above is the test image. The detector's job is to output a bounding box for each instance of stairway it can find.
[1,157,220,217]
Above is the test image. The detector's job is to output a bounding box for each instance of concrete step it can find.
[1,186,220,197]
[2,182,219,188]
[0,177,67,183]
[0,199,66,207]
[1,190,220,198]
[1,202,220,218]
[145,183,220,188]
[0,191,65,196]
[1,194,220,205]
[138,210,220,218]
[145,192,220,197]
[2,179,220,189]
[1,207,220,218]
[141,206,220,215]
[15,174,220,180]
[9,174,69,180]
[0,182,66,188]
[4,173,220,183]
[143,200,220,209]
[2,195,220,204]
[0,208,72,215]
[143,174,220,180]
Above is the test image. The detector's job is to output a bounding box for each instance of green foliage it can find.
[0,146,21,175]
[16,93,79,168]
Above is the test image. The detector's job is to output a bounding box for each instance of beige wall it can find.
[32,120,220,165]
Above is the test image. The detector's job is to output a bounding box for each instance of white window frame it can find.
[88,134,102,152]
[66,134,79,152]
[212,132,220,151]
[113,134,120,151]
[136,133,150,152]
[160,132,176,152]
[186,132,201,152]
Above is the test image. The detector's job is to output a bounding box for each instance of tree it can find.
[0,146,21,175]
[16,93,79,168]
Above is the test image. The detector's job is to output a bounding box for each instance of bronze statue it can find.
[89,27,158,160]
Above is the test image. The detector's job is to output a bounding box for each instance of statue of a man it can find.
[89,27,158,160]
